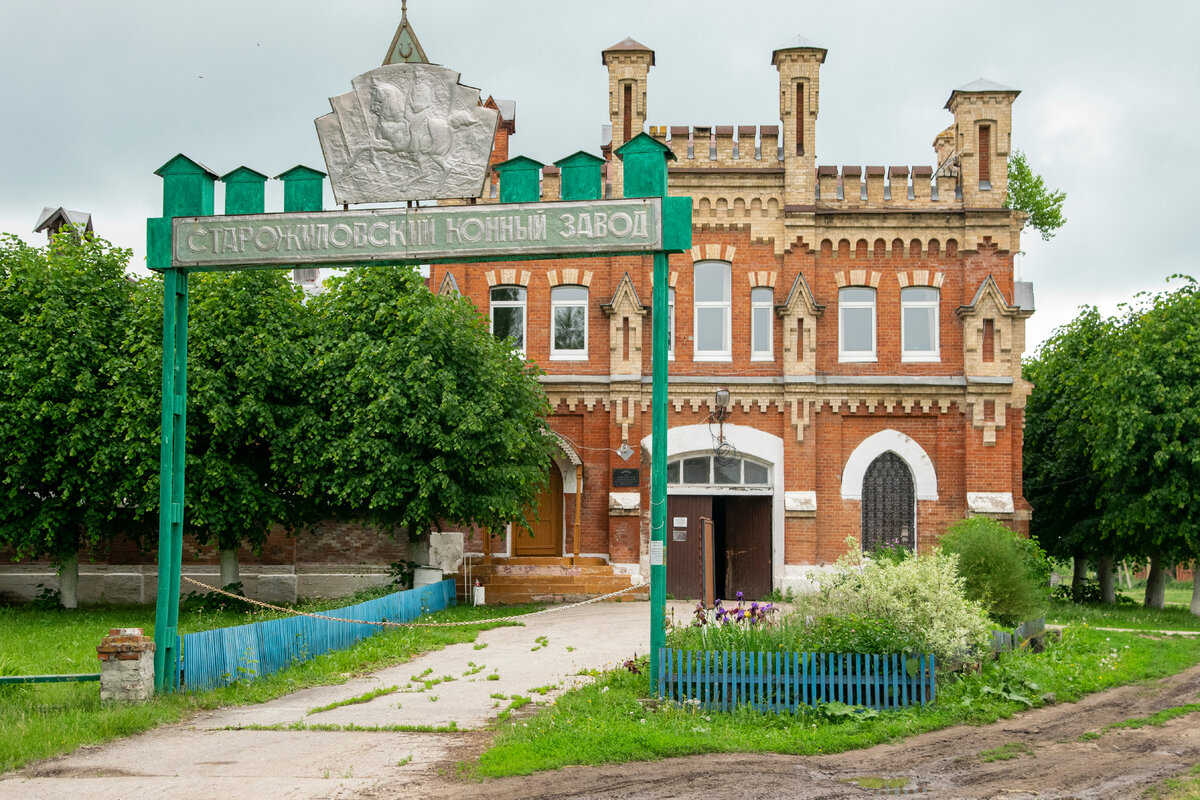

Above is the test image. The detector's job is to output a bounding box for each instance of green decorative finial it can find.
[384,0,429,65]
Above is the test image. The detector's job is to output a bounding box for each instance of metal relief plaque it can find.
[612,468,640,488]
[316,64,498,204]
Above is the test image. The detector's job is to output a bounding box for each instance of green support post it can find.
[615,133,677,694]
[554,150,605,201]
[275,165,326,212]
[150,154,214,692]
[221,166,269,215]
[493,155,544,203]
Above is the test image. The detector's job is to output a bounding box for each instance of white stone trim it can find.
[641,423,787,591]
[840,429,938,501]
[784,491,817,512]
[608,492,640,513]
[967,492,1014,514]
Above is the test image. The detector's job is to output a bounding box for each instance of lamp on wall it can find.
[714,387,730,444]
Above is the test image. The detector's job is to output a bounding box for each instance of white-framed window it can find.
[667,288,676,360]
[901,286,939,361]
[838,286,876,362]
[550,285,588,360]
[490,285,526,356]
[693,260,731,360]
[665,455,771,486]
[751,287,773,360]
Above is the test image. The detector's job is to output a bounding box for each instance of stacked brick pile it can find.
[96,627,155,701]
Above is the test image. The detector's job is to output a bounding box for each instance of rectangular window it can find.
[667,288,676,360]
[751,287,773,360]
[901,287,940,361]
[795,83,805,155]
[978,124,992,190]
[550,286,587,359]
[490,286,526,356]
[623,83,633,144]
[838,286,876,362]
[694,261,731,360]
[982,318,995,362]
[682,456,710,484]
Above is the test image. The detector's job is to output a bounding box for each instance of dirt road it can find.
[413,662,1200,800]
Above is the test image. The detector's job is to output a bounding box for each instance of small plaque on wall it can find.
[612,468,640,487]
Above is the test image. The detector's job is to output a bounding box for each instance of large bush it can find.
[940,517,1048,627]
[799,546,993,664]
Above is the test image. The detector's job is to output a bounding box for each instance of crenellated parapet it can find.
[651,124,783,167]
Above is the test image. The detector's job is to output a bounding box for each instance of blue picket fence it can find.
[175,579,456,691]
[658,648,936,712]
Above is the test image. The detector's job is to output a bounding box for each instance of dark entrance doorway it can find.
[666,495,771,600]
[516,467,562,556]
[861,451,915,553]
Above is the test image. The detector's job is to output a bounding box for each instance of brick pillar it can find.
[97,627,156,701]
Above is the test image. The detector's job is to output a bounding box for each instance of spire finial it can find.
[402,0,407,17]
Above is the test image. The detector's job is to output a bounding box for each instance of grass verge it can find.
[0,597,535,773]
[1046,598,1200,632]
[469,626,1200,778]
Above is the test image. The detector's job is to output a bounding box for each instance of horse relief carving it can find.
[316,64,498,204]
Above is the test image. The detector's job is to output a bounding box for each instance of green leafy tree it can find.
[1087,278,1200,611]
[1023,307,1116,597]
[119,270,313,587]
[292,265,553,542]
[0,234,136,606]
[1006,149,1067,241]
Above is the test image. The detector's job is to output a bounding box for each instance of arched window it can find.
[490,286,526,356]
[861,452,915,553]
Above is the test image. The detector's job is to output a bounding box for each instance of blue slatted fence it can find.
[658,648,935,712]
[176,579,455,691]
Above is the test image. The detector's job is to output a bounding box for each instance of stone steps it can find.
[455,558,646,605]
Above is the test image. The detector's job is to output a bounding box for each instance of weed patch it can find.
[978,742,1034,762]
[307,685,398,715]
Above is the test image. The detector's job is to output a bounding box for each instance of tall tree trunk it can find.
[1072,551,1088,596]
[1098,554,1116,604]
[1144,555,1167,610]
[58,555,79,609]
[1190,571,1200,617]
[219,548,240,589]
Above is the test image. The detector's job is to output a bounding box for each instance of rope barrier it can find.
[180,575,648,628]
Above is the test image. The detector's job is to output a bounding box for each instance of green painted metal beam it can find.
[0,673,100,684]
[616,132,682,694]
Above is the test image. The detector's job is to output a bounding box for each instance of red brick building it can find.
[436,35,1034,600]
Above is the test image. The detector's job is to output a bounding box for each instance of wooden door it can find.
[723,496,772,600]
[516,467,562,556]
[666,495,711,599]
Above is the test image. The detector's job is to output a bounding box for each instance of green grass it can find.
[471,627,1200,778]
[307,684,399,715]
[1147,764,1200,799]
[978,742,1034,762]
[1106,702,1200,732]
[1118,588,1193,607]
[1047,598,1200,632]
[0,599,536,773]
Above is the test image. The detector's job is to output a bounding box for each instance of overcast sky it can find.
[2,0,1197,352]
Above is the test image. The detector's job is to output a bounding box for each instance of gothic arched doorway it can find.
[860,451,915,553]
